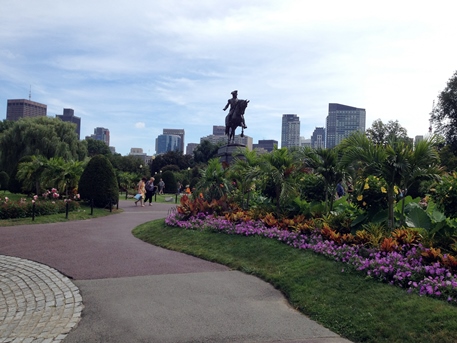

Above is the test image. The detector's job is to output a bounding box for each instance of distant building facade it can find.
[163,129,185,152]
[311,127,326,149]
[326,103,366,149]
[86,127,110,146]
[156,134,182,154]
[253,139,278,152]
[56,108,81,139]
[281,114,300,149]
[213,125,225,136]
[129,147,151,164]
[300,137,311,148]
[6,99,47,121]
[186,143,199,156]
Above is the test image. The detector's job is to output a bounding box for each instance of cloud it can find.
[135,122,146,129]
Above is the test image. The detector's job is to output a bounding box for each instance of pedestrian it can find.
[158,178,165,195]
[135,177,146,207]
[144,177,156,206]
[336,179,345,199]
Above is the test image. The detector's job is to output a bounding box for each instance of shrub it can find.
[161,170,177,194]
[78,155,119,207]
[0,197,80,219]
[431,172,457,218]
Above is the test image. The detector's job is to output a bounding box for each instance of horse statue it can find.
[225,99,249,144]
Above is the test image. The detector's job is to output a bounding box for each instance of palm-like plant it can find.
[246,147,299,215]
[16,155,48,195]
[41,157,86,197]
[301,147,345,213]
[195,158,231,201]
[340,132,442,229]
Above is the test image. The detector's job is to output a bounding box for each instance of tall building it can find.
[6,99,47,121]
[186,143,199,156]
[213,125,225,136]
[300,137,311,148]
[311,127,326,149]
[56,108,81,139]
[163,129,185,152]
[86,127,110,146]
[281,114,300,149]
[253,139,278,152]
[156,134,182,154]
[326,103,366,149]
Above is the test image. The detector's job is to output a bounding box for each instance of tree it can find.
[150,151,192,175]
[78,155,119,207]
[86,138,112,157]
[0,171,10,193]
[0,117,87,190]
[41,157,87,197]
[302,147,345,213]
[16,155,48,195]
[195,158,230,201]
[366,119,410,146]
[193,140,222,164]
[340,132,441,229]
[431,70,457,151]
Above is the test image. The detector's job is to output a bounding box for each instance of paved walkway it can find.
[0,200,352,343]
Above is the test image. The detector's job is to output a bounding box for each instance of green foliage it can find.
[431,172,457,218]
[151,150,192,174]
[109,154,145,174]
[366,119,410,146]
[161,171,177,194]
[297,172,325,202]
[192,140,221,164]
[0,198,80,219]
[0,117,87,176]
[78,155,119,207]
[86,138,112,157]
[431,70,457,150]
[195,158,231,201]
[0,171,9,191]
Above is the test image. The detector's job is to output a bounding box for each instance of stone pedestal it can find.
[217,144,246,165]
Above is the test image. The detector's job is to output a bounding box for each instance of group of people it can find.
[134,177,165,206]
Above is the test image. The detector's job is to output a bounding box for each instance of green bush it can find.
[78,155,119,207]
[161,170,177,194]
[0,198,80,219]
[431,172,457,218]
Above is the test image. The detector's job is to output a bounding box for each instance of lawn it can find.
[133,219,457,343]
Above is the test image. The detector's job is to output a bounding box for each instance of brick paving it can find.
[0,255,83,343]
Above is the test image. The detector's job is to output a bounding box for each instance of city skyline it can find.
[2,1,456,155]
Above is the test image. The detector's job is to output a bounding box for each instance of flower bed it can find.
[165,209,457,304]
[0,195,80,219]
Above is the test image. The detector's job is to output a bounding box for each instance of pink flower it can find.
[4,197,8,202]
[33,195,38,200]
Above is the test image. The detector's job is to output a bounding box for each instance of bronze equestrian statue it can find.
[223,90,249,144]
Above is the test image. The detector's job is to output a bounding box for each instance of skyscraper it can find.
[163,129,185,153]
[326,103,366,149]
[311,127,326,149]
[56,108,81,139]
[6,99,47,121]
[281,114,300,149]
[86,127,110,146]
[156,134,182,154]
[253,139,278,152]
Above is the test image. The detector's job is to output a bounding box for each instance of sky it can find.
[1,0,457,156]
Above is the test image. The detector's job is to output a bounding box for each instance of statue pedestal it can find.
[217,144,246,165]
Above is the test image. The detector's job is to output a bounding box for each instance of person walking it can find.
[144,177,156,206]
[135,177,147,207]
[158,178,165,195]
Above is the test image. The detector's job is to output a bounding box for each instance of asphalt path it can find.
[0,200,352,343]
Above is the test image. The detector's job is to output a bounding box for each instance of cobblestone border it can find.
[0,255,83,343]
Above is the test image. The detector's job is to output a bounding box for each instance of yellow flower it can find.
[394,186,399,194]
[450,186,453,191]
[363,201,367,206]
[364,183,370,190]
[381,186,387,193]
[357,195,363,201]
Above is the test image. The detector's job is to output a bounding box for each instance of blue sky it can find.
[1,0,457,156]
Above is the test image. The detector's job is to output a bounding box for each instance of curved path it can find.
[0,200,352,343]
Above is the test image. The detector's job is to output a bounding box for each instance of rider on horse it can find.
[223,90,247,129]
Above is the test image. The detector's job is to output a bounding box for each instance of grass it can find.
[133,219,457,343]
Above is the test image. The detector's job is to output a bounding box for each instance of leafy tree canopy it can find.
[193,140,222,164]
[150,150,192,174]
[431,70,457,151]
[366,119,410,146]
[0,117,87,177]
[86,138,112,157]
